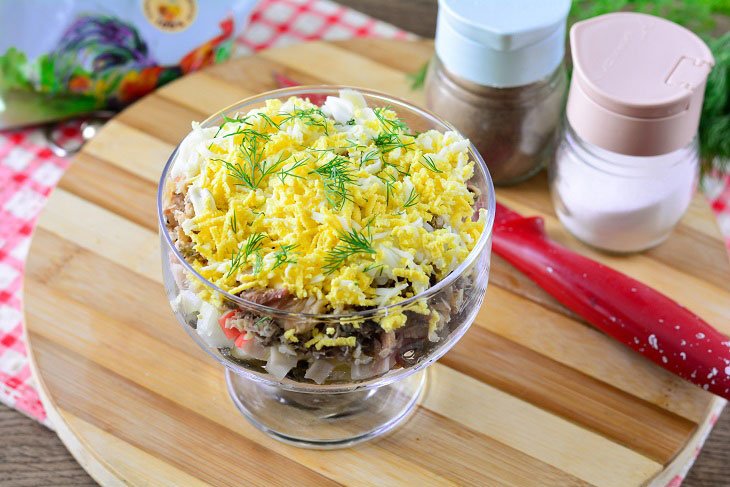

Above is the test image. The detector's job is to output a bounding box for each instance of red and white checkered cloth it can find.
[0,1,728,484]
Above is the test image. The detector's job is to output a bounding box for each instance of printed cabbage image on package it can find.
[0,0,258,128]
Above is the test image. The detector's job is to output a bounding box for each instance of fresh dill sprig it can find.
[310,155,357,211]
[277,157,307,184]
[243,232,267,262]
[419,154,443,173]
[323,227,376,275]
[230,212,238,233]
[258,113,280,130]
[359,149,379,168]
[279,107,330,135]
[407,62,429,91]
[225,134,289,190]
[248,205,265,226]
[376,171,397,207]
[374,132,414,154]
[373,105,409,134]
[227,244,245,278]
[271,243,300,270]
[363,262,384,276]
[228,232,267,276]
[402,187,419,209]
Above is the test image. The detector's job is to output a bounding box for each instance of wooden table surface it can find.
[1,1,728,486]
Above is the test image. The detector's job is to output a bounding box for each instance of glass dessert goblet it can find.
[158,86,495,449]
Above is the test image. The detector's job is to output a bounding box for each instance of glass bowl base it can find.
[225,369,426,449]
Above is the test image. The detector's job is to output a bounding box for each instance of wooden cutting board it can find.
[23,39,730,487]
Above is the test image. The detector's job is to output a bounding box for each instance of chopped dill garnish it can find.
[376,171,396,206]
[310,155,356,211]
[254,316,271,326]
[243,232,267,262]
[373,105,409,134]
[359,149,379,168]
[258,113,280,130]
[373,132,414,154]
[271,243,300,270]
[363,262,384,276]
[224,134,290,190]
[402,187,419,209]
[407,62,429,91]
[279,107,330,135]
[277,156,307,184]
[230,212,238,233]
[419,154,443,173]
[227,244,245,278]
[323,227,376,275]
[227,232,267,276]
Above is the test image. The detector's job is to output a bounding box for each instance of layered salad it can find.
[163,89,486,383]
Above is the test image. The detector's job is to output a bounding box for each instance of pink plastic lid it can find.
[567,13,714,156]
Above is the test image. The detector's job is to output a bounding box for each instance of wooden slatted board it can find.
[23,39,730,487]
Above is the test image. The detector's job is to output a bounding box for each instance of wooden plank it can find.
[259,42,418,102]
[59,152,159,231]
[32,338,343,487]
[441,324,696,463]
[36,189,161,283]
[64,413,212,487]
[424,366,663,487]
[115,94,208,145]
[82,119,175,183]
[155,71,255,115]
[479,285,713,423]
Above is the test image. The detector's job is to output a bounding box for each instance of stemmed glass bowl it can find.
[157,86,495,448]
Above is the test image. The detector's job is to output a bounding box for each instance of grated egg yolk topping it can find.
[173,89,486,331]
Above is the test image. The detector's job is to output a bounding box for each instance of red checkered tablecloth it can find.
[0,1,728,485]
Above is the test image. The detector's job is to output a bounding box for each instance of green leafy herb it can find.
[271,243,300,270]
[277,157,307,184]
[373,133,414,154]
[374,105,409,134]
[402,187,419,209]
[406,61,429,91]
[279,107,330,135]
[323,227,377,275]
[227,244,246,278]
[258,113,280,130]
[359,149,379,168]
[376,171,397,207]
[419,154,443,173]
[310,155,357,211]
[230,212,238,233]
[223,135,289,190]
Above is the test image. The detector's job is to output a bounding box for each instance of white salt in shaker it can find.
[551,13,714,253]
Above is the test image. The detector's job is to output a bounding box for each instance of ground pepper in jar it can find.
[425,0,570,185]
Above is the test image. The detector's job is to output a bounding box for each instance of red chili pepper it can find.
[493,202,730,400]
[272,72,327,106]
[218,310,242,340]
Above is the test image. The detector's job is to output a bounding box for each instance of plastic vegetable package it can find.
[0,0,258,128]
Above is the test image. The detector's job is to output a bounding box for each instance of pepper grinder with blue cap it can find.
[425,0,570,185]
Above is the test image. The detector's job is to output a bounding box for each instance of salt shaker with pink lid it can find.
[551,12,714,253]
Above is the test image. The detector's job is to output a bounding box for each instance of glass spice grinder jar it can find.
[551,13,714,253]
[425,0,570,185]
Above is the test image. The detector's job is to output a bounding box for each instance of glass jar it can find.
[555,13,714,253]
[551,122,699,253]
[424,0,571,185]
[426,55,567,185]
